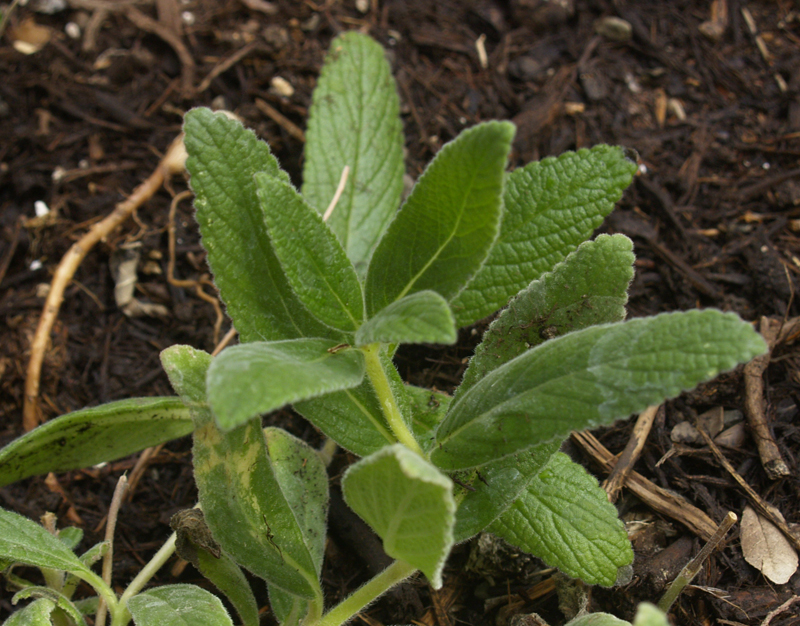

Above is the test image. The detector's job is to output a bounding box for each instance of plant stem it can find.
[361,343,424,457]
[112,532,177,626]
[658,511,737,613]
[310,560,417,626]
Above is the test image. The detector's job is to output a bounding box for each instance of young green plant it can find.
[0,31,766,626]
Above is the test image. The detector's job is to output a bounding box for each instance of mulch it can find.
[1,1,799,625]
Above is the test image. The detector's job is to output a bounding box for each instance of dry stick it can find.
[761,595,800,626]
[603,404,660,502]
[657,511,738,613]
[744,317,790,479]
[571,430,718,540]
[697,427,800,552]
[255,98,306,142]
[196,41,262,94]
[95,474,129,626]
[323,165,351,222]
[23,134,187,431]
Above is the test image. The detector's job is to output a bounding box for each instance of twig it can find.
[657,511,737,613]
[212,327,238,356]
[125,6,195,95]
[697,427,800,552]
[196,41,262,94]
[744,317,789,479]
[571,430,718,540]
[603,404,660,502]
[323,165,350,222]
[761,595,800,626]
[125,444,163,501]
[95,474,129,626]
[0,217,22,285]
[255,98,306,142]
[23,134,187,431]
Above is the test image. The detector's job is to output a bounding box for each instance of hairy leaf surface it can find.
[451,145,637,327]
[127,585,233,626]
[356,291,456,347]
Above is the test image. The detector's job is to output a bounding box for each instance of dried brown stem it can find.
[23,135,186,431]
[571,430,717,540]
[602,404,660,502]
[255,98,306,142]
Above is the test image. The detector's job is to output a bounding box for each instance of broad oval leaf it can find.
[10,588,86,626]
[457,234,634,400]
[255,173,364,332]
[489,452,633,585]
[365,121,515,316]
[355,291,456,347]
[433,309,767,469]
[0,507,91,576]
[0,397,192,488]
[302,31,405,276]
[3,598,56,626]
[450,145,638,327]
[342,445,455,588]
[207,339,366,431]
[184,107,335,342]
[127,585,233,626]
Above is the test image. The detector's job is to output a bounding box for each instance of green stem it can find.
[361,343,424,457]
[111,532,177,626]
[309,560,417,626]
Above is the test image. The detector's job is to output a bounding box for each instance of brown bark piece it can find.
[603,404,660,503]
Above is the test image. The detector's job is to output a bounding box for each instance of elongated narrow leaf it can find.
[0,397,192,488]
[194,550,259,626]
[207,339,365,431]
[267,586,306,626]
[184,108,335,342]
[256,173,363,332]
[3,598,56,626]
[127,585,233,626]
[450,145,638,327]
[342,445,455,588]
[356,291,456,347]
[453,440,559,543]
[0,508,91,576]
[295,381,395,457]
[161,345,323,600]
[365,122,515,316]
[457,234,634,400]
[490,453,633,585]
[302,31,405,276]
[433,310,767,469]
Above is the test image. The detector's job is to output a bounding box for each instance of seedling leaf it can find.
[490,452,633,585]
[3,597,56,626]
[355,291,456,347]
[127,584,233,626]
[451,145,637,327]
[0,397,192,488]
[458,234,634,400]
[255,173,364,332]
[365,122,514,315]
[342,445,455,588]
[184,108,334,343]
[303,31,405,276]
[433,310,767,469]
[207,339,365,431]
[193,550,259,626]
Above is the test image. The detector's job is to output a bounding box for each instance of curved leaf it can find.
[127,585,233,626]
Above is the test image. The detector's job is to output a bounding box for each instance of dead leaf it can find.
[741,505,798,584]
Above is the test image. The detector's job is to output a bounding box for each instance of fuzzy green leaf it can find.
[406,385,452,454]
[294,381,395,457]
[3,598,56,626]
[256,173,363,332]
[184,108,335,342]
[0,508,91,576]
[342,445,455,588]
[127,585,233,626]
[193,550,259,626]
[302,31,405,276]
[365,122,515,316]
[161,346,323,600]
[490,453,633,585]
[267,586,306,626]
[457,234,634,400]
[453,441,559,543]
[0,397,192,488]
[451,145,638,327]
[355,291,456,347]
[207,339,365,431]
[433,310,767,469]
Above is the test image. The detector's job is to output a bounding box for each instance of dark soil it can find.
[1,1,799,625]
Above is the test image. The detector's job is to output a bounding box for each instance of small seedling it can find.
[0,32,766,626]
